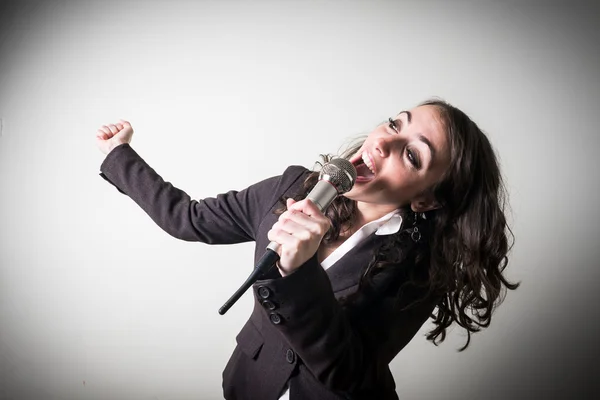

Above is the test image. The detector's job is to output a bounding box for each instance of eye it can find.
[389,117,421,170]
[388,117,399,133]
[406,148,421,170]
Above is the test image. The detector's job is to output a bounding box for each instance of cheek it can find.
[373,177,405,199]
[380,174,420,199]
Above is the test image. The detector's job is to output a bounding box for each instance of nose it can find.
[373,137,390,158]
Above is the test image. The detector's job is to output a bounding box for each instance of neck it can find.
[354,201,399,226]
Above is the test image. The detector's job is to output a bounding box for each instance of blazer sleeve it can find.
[98,143,306,244]
[252,255,438,395]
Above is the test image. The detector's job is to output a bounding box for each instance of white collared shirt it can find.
[278,209,403,399]
[320,209,403,270]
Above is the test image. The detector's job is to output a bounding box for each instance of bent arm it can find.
[99,143,292,244]
[252,256,438,395]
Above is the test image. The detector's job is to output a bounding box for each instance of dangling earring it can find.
[411,212,422,242]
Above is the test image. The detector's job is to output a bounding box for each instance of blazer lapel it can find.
[325,233,384,293]
[254,230,387,293]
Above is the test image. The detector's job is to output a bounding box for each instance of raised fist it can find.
[95,120,134,155]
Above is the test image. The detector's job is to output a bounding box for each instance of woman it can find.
[96,99,518,400]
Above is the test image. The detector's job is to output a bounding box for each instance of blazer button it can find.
[261,299,277,311]
[285,349,296,364]
[269,312,283,325]
[257,286,272,299]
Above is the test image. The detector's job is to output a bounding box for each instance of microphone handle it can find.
[218,248,279,315]
[218,179,339,315]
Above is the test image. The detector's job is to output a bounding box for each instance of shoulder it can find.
[282,164,311,180]
[277,164,312,193]
[249,165,312,211]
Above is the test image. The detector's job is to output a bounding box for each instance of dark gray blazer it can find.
[99,143,438,400]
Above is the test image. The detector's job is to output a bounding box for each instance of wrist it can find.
[276,260,292,277]
[107,141,127,154]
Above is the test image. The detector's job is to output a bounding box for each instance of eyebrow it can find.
[398,110,437,167]
[399,110,412,124]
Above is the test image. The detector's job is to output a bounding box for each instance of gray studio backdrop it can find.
[1,1,599,399]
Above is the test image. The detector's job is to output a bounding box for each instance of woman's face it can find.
[345,105,451,212]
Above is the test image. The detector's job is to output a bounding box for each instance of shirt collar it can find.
[371,209,403,236]
[319,208,403,269]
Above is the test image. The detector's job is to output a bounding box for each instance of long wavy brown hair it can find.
[276,98,519,351]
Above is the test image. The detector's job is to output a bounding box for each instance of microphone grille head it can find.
[319,158,357,194]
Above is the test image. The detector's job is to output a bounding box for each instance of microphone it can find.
[218,158,357,315]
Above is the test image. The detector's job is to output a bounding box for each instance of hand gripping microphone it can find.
[219,158,357,315]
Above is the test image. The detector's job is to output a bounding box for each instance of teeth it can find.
[362,153,375,174]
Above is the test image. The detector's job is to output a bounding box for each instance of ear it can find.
[410,192,441,213]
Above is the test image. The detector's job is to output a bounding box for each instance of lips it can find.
[351,151,376,183]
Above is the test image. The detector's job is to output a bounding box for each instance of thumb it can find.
[286,198,296,208]
[118,119,132,129]
[115,120,134,140]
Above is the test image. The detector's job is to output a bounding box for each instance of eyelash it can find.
[388,117,421,170]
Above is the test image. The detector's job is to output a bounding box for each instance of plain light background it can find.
[1,0,599,399]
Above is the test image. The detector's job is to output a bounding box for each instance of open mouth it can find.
[351,153,375,183]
